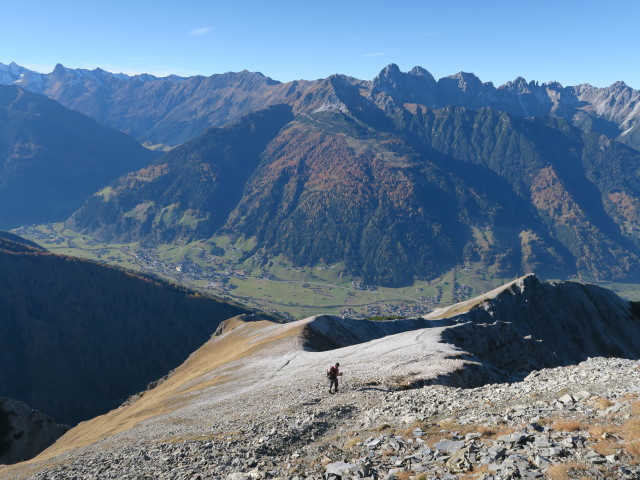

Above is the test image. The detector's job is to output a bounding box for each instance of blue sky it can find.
[4,0,639,88]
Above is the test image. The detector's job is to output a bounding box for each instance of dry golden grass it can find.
[588,425,615,438]
[631,401,640,416]
[401,424,421,438]
[381,448,397,458]
[342,434,362,450]
[545,462,589,480]
[620,417,640,440]
[592,397,613,410]
[592,439,618,456]
[458,464,490,479]
[376,423,392,432]
[18,316,302,464]
[551,419,584,432]
[625,440,640,459]
[476,424,515,439]
[536,417,553,426]
[393,470,414,480]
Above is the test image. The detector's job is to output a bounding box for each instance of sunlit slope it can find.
[33,314,460,461]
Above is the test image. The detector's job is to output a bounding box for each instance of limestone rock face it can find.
[0,398,68,465]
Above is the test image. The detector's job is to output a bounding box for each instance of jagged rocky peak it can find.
[378,62,402,77]
[0,61,31,85]
[371,63,437,104]
[409,65,436,81]
[373,63,436,88]
[438,71,486,94]
[500,76,534,94]
[51,63,67,75]
[609,80,630,91]
[371,63,403,90]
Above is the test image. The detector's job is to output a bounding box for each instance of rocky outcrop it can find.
[0,398,67,465]
[433,274,640,379]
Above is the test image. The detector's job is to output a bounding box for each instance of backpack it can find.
[327,366,337,378]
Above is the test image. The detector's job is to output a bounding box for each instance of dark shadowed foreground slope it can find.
[0,233,251,425]
[0,397,68,465]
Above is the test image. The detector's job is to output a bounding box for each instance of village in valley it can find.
[14,224,483,320]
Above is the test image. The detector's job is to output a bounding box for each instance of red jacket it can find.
[327,366,340,378]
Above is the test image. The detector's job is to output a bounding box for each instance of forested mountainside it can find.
[0,232,252,425]
[67,100,640,285]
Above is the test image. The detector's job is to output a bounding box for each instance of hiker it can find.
[327,362,342,394]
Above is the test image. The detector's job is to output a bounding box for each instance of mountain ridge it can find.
[6,274,640,477]
[2,61,638,149]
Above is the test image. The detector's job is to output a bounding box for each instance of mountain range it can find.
[67,96,640,286]
[3,61,640,286]
[1,62,639,150]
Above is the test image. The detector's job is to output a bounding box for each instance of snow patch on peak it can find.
[0,61,31,85]
[313,101,349,114]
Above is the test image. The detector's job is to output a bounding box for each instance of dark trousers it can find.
[328,377,338,392]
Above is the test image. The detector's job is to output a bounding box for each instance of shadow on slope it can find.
[0,233,253,427]
[299,315,453,351]
[430,274,640,383]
